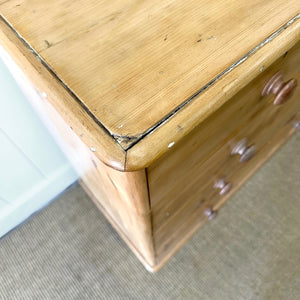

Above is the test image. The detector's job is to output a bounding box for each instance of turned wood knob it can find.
[231,137,256,162]
[261,70,298,105]
[214,178,232,195]
[204,208,218,220]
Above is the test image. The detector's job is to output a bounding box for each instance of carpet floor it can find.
[0,134,299,300]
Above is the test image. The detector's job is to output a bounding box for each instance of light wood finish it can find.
[0,2,299,170]
[0,18,126,171]
[154,115,299,267]
[79,180,155,272]
[152,90,300,233]
[125,18,300,170]
[1,1,300,272]
[42,96,156,268]
[148,42,300,231]
[152,78,300,247]
[153,89,300,244]
[45,106,156,268]
[0,48,155,269]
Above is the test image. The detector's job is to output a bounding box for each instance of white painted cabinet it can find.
[0,57,78,238]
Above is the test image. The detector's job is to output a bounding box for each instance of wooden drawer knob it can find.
[231,137,256,162]
[214,178,232,195]
[261,70,298,105]
[204,208,218,220]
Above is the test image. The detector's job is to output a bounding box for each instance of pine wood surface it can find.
[125,19,300,170]
[0,19,127,171]
[148,42,300,232]
[0,48,155,268]
[153,93,300,239]
[1,1,300,271]
[39,95,156,268]
[151,72,300,236]
[1,1,299,170]
[154,117,299,267]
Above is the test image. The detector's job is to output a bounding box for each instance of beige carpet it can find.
[0,134,299,300]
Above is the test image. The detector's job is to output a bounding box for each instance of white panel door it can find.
[0,55,78,238]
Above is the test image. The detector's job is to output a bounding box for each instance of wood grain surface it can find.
[153,88,300,238]
[125,20,300,170]
[0,48,155,268]
[148,42,300,232]
[150,63,300,234]
[1,2,299,169]
[154,115,300,268]
[0,19,127,171]
[1,1,300,270]
[147,42,300,266]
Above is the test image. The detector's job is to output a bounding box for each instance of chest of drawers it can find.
[1,1,299,271]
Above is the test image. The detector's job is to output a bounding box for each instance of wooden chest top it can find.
[0,1,299,170]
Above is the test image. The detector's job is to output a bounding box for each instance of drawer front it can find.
[154,113,299,260]
[148,42,300,229]
[153,101,300,242]
[148,43,300,261]
[152,83,300,236]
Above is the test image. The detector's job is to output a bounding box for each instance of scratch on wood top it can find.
[113,134,141,148]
